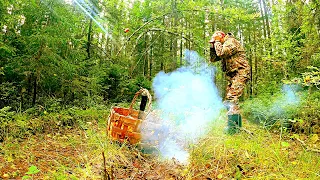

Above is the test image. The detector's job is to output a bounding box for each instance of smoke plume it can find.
[141,50,224,163]
[271,84,300,116]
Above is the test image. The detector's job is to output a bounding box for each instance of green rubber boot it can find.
[226,114,242,135]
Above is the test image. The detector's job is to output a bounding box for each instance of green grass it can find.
[187,118,320,179]
[0,109,319,179]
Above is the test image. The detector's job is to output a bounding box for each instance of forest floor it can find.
[1,117,320,179]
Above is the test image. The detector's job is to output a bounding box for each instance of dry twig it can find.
[296,138,320,153]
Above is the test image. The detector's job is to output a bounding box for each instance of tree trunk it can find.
[87,18,93,59]
[32,75,37,106]
[254,30,258,96]
[161,17,165,71]
[32,43,44,106]
[221,0,227,30]
[172,0,178,69]
[248,29,253,97]
[259,0,267,40]
[149,32,153,80]
[262,0,271,39]
[203,14,206,56]
[262,0,272,54]
[180,31,183,66]
[187,21,191,51]
[220,0,227,99]
[144,33,148,77]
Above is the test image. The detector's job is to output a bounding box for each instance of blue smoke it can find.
[282,84,300,105]
[271,84,300,115]
[141,50,224,163]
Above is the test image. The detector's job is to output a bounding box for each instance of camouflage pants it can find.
[225,68,250,115]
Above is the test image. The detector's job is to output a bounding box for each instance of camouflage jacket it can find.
[211,33,250,74]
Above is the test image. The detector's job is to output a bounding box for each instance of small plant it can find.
[22,165,40,180]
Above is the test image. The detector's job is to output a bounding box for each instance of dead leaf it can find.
[309,134,319,144]
[245,151,250,159]
[205,163,211,169]
[133,159,140,168]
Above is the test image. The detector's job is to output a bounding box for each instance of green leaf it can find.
[292,134,299,139]
[309,134,319,144]
[281,141,290,147]
[22,175,32,180]
[25,165,40,175]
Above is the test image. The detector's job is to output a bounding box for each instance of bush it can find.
[0,82,20,109]
[0,106,15,141]
[242,85,319,134]
[0,106,109,141]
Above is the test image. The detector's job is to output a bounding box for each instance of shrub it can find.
[242,86,319,134]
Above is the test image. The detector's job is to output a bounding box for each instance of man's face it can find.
[212,31,225,43]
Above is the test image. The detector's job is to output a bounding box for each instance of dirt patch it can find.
[0,128,186,179]
[0,130,87,179]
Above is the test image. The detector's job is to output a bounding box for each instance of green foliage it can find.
[0,106,109,141]
[242,89,301,126]
[0,82,20,109]
[22,165,40,179]
[287,66,320,92]
[242,86,320,134]
[0,106,15,141]
[0,0,319,138]
[301,66,320,88]
[2,0,318,110]
[188,120,320,179]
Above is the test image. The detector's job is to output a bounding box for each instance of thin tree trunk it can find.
[180,31,183,66]
[188,21,191,50]
[262,0,271,39]
[32,75,37,106]
[87,18,93,59]
[219,0,227,99]
[161,17,165,71]
[259,0,267,40]
[144,33,148,77]
[254,30,258,96]
[172,0,178,69]
[249,29,253,97]
[149,33,153,80]
[32,43,43,106]
[221,0,226,30]
[262,0,272,54]
[203,14,206,56]
[27,75,32,98]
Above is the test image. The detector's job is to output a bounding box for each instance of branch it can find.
[239,127,254,137]
[296,137,320,153]
[141,28,206,51]
[116,12,172,56]
[147,28,192,42]
[115,10,212,56]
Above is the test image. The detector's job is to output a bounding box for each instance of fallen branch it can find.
[239,127,254,137]
[296,138,320,153]
[102,152,113,180]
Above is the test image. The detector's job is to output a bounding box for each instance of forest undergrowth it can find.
[0,104,319,179]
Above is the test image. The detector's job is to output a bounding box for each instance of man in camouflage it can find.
[209,31,251,134]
